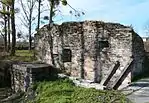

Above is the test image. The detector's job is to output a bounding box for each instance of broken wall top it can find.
[35,20,139,40]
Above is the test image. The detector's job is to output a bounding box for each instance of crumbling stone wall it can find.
[35,21,145,87]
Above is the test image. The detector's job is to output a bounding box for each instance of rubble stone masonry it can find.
[35,21,145,88]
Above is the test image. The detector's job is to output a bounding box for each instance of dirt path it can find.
[122,78,149,103]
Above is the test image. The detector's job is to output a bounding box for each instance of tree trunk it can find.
[49,0,54,25]
[7,6,10,52]
[37,0,41,30]
[10,0,16,56]
[49,0,55,65]
[29,9,32,50]
[2,5,7,52]
[4,15,7,52]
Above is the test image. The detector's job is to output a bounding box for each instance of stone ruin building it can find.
[35,21,145,89]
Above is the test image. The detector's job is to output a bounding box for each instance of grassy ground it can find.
[0,50,36,62]
[29,78,130,103]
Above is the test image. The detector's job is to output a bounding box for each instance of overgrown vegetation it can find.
[0,50,36,62]
[29,78,130,103]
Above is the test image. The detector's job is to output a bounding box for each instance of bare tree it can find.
[0,0,17,55]
[19,0,37,50]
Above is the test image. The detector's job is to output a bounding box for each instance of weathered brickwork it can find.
[35,21,145,88]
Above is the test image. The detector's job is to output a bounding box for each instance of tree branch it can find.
[18,16,29,28]
[19,0,30,21]
[0,1,10,7]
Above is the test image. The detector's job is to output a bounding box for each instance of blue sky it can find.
[15,0,149,37]
[54,0,149,37]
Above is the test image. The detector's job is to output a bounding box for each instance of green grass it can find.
[30,78,130,103]
[1,50,36,62]
[16,50,34,57]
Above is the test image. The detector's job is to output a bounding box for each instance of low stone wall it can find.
[11,62,54,92]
